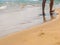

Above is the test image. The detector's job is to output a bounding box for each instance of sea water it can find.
[0,0,60,37]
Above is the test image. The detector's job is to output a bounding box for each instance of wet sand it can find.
[0,8,60,45]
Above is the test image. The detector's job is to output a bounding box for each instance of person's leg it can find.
[42,0,46,15]
[50,0,54,19]
[50,0,54,12]
[42,0,46,22]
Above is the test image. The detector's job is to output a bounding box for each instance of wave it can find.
[0,5,7,9]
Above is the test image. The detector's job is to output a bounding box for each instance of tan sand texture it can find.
[0,8,60,45]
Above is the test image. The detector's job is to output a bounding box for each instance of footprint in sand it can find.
[38,32,45,37]
[54,42,60,45]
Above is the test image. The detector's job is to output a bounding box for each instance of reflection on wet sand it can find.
[43,11,55,22]
[50,11,55,19]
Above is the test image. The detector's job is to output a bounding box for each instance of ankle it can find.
[50,10,55,12]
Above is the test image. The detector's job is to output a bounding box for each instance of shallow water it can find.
[0,1,59,37]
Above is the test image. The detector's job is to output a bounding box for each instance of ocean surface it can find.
[0,0,60,9]
[0,0,60,5]
[0,0,60,37]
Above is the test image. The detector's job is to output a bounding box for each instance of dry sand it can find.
[0,8,60,45]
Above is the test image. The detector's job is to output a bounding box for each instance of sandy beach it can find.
[0,8,60,45]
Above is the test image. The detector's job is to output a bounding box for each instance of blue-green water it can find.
[0,0,60,11]
[0,0,60,4]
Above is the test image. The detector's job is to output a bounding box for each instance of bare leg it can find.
[42,0,46,15]
[42,0,46,22]
[50,0,54,19]
[50,0,54,12]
